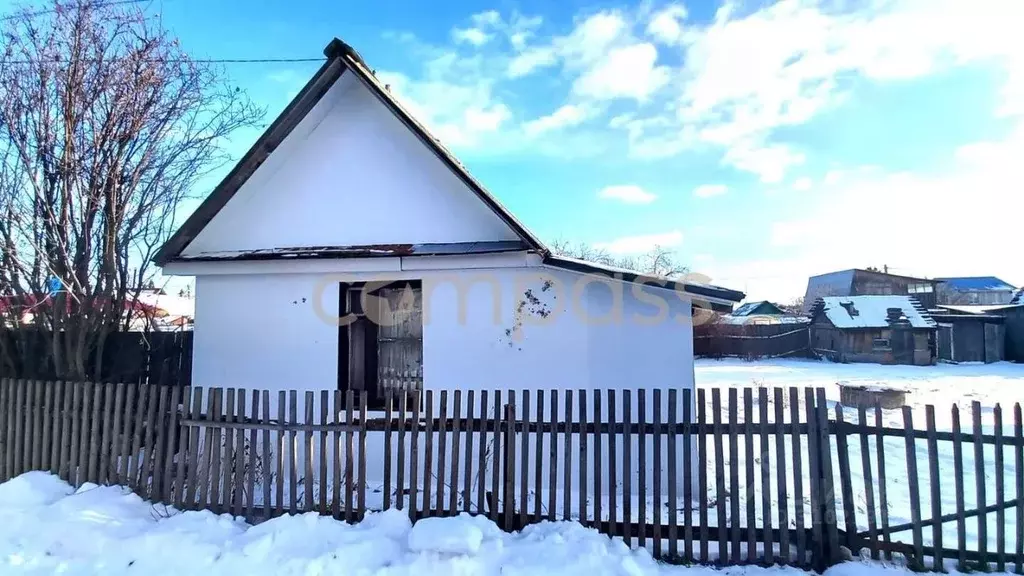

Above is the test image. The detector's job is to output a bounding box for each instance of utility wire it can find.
[0,56,326,65]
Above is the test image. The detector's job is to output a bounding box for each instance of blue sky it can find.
[36,0,1024,301]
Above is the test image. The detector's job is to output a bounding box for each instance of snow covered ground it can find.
[0,471,994,576]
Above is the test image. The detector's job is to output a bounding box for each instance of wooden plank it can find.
[40,381,54,473]
[409,390,422,520]
[876,403,892,562]
[184,387,203,509]
[563,389,572,522]
[952,404,967,569]
[398,390,409,512]
[125,383,146,490]
[504,401,516,530]
[1014,403,1022,576]
[2,380,13,480]
[637,388,647,550]
[105,383,124,485]
[668,389,678,561]
[857,405,878,561]
[1015,399,1024,573]
[434,390,449,515]
[319,390,329,514]
[343,390,353,522]
[791,388,806,566]
[59,382,74,483]
[517,390,526,526]
[222,389,237,512]
[383,391,394,511]
[712,388,727,561]
[532,390,542,520]
[729,388,741,563]
[357,392,367,519]
[249,390,259,518]
[816,388,839,566]
[992,404,1005,572]
[423,390,434,518]
[174,386,194,508]
[682,388,693,562]
[304,391,315,512]
[31,381,43,471]
[163,386,183,503]
[623,390,633,547]
[834,404,856,554]
[578,389,588,525]
[697,389,708,562]
[972,401,988,568]
[95,384,113,485]
[210,389,224,512]
[593,389,598,528]
[79,382,96,486]
[743,388,755,563]
[805,388,823,569]
[288,390,298,514]
[925,405,944,570]
[331,390,341,520]
[760,388,773,565]
[461,390,473,514]
[13,381,25,478]
[67,382,83,485]
[547,390,557,522]
[490,390,501,521]
[149,386,169,500]
[278,390,287,517]
[233,389,247,515]
[451,389,464,517]
[901,405,924,569]
[474,390,486,517]
[196,388,216,510]
[47,382,63,476]
[653,389,663,560]
[604,391,614,535]
[772,388,789,565]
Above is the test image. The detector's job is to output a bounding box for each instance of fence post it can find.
[815,388,840,568]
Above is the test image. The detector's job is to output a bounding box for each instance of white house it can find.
[156,39,743,499]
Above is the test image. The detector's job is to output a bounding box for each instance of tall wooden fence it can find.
[0,330,192,385]
[0,380,1020,573]
[694,323,811,359]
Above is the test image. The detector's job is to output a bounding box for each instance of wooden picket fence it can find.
[0,379,1021,573]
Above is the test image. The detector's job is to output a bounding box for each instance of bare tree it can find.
[549,238,689,278]
[0,1,263,378]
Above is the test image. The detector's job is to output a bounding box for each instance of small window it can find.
[908,282,934,294]
[872,338,891,351]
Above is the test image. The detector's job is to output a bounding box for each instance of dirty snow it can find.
[0,472,1004,576]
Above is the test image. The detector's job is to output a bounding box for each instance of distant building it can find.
[933,302,1024,363]
[722,301,808,325]
[809,295,936,365]
[936,276,1018,305]
[803,269,939,312]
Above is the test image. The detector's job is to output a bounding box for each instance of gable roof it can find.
[155,38,745,305]
[936,276,1017,291]
[810,295,936,329]
[154,39,543,267]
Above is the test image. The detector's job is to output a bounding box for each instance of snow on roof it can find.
[936,276,1017,291]
[937,304,1024,315]
[817,295,936,329]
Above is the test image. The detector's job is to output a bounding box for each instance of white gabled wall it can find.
[182,72,519,258]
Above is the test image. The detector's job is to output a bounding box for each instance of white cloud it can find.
[453,28,491,46]
[693,184,728,198]
[596,231,684,254]
[572,43,670,101]
[646,5,688,45]
[598,184,657,204]
[722,143,805,183]
[523,104,592,135]
[792,177,813,191]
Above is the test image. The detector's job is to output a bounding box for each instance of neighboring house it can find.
[809,295,936,365]
[155,38,745,413]
[936,276,1017,305]
[134,288,195,331]
[722,301,808,325]
[934,303,1024,363]
[803,269,939,312]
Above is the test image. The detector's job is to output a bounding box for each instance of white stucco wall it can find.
[182,72,518,257]
[189,261,696,510]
